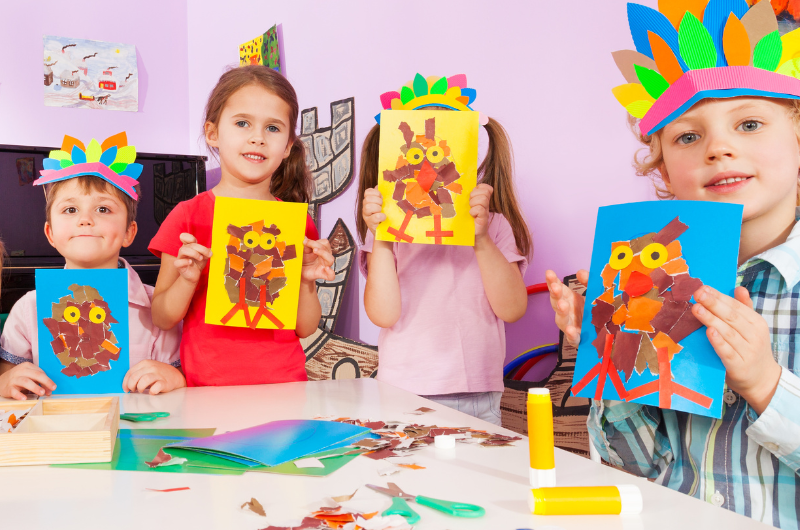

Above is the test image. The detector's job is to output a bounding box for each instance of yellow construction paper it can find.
[376,110,478,246]
[205,197,307,330]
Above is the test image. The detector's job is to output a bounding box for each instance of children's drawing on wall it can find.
[43,35,138,112]
[15,157,35,186]
[205,198,307,330]
[239,24,281,72]
[35,269,130,394]
[572,201,742,418]
[376,109,478,246]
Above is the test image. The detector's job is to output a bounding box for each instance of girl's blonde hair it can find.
[356,117,532,258]
[203,65,311,203]
[630,99,800,204]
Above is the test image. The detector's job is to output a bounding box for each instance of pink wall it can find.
[0,1,190,155]
[186,0,660,362]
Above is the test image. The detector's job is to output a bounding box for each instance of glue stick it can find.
[528,486,643,515]
[527,388,556,488]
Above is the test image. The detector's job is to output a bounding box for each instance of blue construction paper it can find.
[627,3,689,71]
[572,201,742,418]
[35,269,129,394]
[166,419,372,467]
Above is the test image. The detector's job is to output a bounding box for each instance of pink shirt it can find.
[0,259,181,370]
[360,213,528,395]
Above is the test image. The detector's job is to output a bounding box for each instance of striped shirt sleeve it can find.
[745,367,800,474]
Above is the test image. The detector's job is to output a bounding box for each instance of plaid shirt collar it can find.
[740,206,800,291]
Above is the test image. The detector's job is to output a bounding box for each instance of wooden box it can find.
[0,397,119,466]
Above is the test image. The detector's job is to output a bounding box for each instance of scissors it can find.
[119,412,170,422]
[366,482,485,524]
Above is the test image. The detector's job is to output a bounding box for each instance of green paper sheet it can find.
[52,429,244,475]
[163,445,362,477]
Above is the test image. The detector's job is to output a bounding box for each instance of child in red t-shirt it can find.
[148,66,334,387]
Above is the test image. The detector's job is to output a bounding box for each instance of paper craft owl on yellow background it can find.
[383,116,464,244]
[221,220,297,329]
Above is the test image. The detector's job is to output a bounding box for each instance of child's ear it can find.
[659,163,673,194]
[204,122,219,148]
[283,137,294,160]
[43,222,57,249]
[121,221,138,248]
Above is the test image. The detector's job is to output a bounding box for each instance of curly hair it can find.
[629,98,800,204]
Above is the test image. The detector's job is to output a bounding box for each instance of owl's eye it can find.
[260,232,276,250]
[243,231,260,248]
[63,306,81,323]
[405,147,424,165]
[609,245,633,270]
[89,306,106,324]
[426,146,444,164]
[639,243,669,269]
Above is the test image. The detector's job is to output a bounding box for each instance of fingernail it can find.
[695,304,705,315]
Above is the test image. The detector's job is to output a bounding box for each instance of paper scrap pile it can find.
[329,418,521,460]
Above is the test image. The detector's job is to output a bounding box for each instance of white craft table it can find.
[0,379,767,529]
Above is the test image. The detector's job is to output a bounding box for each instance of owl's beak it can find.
[624,270,654,297]
[416,159,437,193]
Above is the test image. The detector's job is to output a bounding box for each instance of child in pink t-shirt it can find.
[357,74,532,425]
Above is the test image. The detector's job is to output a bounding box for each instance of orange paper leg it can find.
[625,347,712,409]
[221,280,253,327]
[573,334,627,400]
[387,210,415,243]
[425,214,454,245]
[249,284,284,329]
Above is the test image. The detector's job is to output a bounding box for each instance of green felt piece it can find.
[753,31,782,71]
[412,73,428,97]
[52,429,243,476]
[109,162,127,173]
[634,65,670,99]
[60,159,74,169]
[430,76,448,95]
[678,12,717,69]
[400,86,415,105]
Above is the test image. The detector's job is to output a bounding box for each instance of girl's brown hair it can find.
[0,237,5,296]
[630,99,800,204]
[356,117,532,258]
[203,65,311,203]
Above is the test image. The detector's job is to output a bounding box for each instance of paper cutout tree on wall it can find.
[42,284,121,378]
[221,221,298,330]
[572,217,712,410]
[384,117,463,245]
[299,98,355,227]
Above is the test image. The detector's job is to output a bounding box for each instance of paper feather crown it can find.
[34,132,142,200]
[613,0,800,136]
[375,73,477,123]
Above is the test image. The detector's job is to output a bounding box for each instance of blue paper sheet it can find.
[166,419,372,467]
[572,201,742,418]
[35,269,129,394]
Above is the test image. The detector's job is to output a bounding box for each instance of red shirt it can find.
[148,191,319,387]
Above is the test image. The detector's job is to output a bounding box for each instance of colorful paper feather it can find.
[33,132,141,200]
[613,0,800,135]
